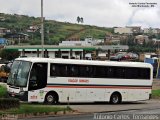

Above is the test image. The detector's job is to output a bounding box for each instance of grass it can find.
[152,89,160,99]
[0,85,72,116]
[0,103,71,115]
[0,85,7,98]
[1,13,113,45]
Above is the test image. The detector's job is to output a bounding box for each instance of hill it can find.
[0,13,113,45]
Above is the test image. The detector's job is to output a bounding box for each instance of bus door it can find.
[28,63,48,102]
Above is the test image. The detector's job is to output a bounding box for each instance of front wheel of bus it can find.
[45,93,58,104]
[110,93,121,104]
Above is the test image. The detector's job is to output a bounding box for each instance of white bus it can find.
[7,57,153,104]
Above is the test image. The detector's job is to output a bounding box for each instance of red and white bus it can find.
[7,57,153,104]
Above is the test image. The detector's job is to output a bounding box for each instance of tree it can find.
[77,16,84,23]
[80,17,84,23]
[77,16,80,23]
[0,49,20,61]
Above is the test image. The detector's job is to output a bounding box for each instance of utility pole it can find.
[18,34,21,45]
[41,0,44,57]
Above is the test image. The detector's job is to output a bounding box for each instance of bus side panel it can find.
[61,88,76,102]
[126,89,151,101]
[28,89,46,102]
[86,88,105,102]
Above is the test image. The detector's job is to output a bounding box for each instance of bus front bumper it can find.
[8,91,28,101]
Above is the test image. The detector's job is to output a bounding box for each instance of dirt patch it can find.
[152,80,160,90]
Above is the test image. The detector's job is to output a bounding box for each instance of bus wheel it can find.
[110,93,121,104]
[45,93,58,104]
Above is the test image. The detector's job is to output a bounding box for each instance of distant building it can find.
[152,38,160,45]
[126,26,141,33]
[114,27,133,34]
[5,45,128,60]
[0,17,5,21]
[114,26,142,34]
[59,37,104,46]
[105,34,128,45]
[105,35,121,44]
[27,25,39,32]
[143,28,160,34]
[5,45,96,59]
[4,33,29,40]
[134,35,149,45]
[67,37,80,41]
[0,28,10,35]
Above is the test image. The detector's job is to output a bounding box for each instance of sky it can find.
[0,0,160,28]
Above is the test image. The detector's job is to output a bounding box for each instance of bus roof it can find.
[15,57,152,68]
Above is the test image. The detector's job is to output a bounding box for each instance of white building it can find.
[134,35,149,45]
[143,28,160,34]
[59,37,104,46]
[152,38,160,44]
[114,27,133,34]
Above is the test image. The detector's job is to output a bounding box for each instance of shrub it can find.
[0,98,20,109]
[0,85,7,98]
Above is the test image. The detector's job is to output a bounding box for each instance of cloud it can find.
[43,0,132,27]
[131,8,160,28]
[0,0,40,16]
[0,0,160,28]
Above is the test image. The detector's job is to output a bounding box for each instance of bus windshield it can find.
[7,60,31,87]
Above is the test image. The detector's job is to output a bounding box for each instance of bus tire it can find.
[45,92,58,104]
[110,92,121,104]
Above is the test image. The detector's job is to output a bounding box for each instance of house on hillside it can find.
[27,25,39,32]
[67,37,80,41]
[134,35,149,45]
[0,17,5,21]
[152,38,160,45]
[143,28,160,34]
[4,33,29,40]
[114,27,133,34]
[0,28,10,35]
[126,26,142,34]
[114,26,142,34]
[105,35,122,45]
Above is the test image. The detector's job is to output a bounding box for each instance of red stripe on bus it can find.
[46,86,151,89]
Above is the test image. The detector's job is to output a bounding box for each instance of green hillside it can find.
[0,13,113,45]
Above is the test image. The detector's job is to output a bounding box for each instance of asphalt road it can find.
[19,100,160,120]
[69,99,160,113]
[20,107,160,120]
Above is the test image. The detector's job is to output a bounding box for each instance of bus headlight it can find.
[19,91,25,96]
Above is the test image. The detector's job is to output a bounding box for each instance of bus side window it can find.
[50,64,56,76]
[114,67,125,78]
[129,68,139,79]
[68,65,78,77]
[78,65,93,78]
[107,67,114,78]
[59,65,67,77]
[86,66,93,77]
[51,64,68,77]
[79,65,86,77]
[138,68,150,79]
[95,66,106,78]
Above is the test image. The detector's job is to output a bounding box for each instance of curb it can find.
[17,110,79,119]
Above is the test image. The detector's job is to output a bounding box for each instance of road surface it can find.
[19,100,160,120]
